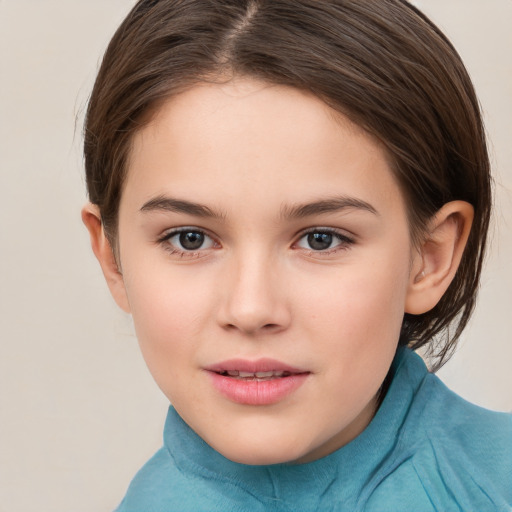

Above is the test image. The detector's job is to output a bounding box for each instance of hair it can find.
[84,0,491,369]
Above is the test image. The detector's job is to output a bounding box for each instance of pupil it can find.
[308,232,333,250]
[179,232,204,250]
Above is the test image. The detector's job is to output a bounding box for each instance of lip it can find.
[204,358,310,406]
[205,358,308,374]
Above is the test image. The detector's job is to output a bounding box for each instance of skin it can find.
[83,78,473,465]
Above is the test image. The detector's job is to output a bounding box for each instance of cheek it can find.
[298,257,409,337]
[121,264,215,371]
[292,248,411,391]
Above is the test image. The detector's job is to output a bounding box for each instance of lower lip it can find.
[207,372,309,405]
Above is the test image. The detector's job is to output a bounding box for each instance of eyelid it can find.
[294,226,355,241]
[156,225,355,258]
[159,225,217,239]
[158,226,220,256]
[293,227,355,253]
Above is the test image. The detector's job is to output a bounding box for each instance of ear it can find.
[405,201,474,315]
[81,203,131,313]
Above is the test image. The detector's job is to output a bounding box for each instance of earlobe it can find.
[81,203,131,313]
[405,201,474,315]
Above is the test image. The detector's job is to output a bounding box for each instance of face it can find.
[116,78,417,465]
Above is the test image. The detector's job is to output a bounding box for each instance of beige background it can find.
[0,1,511,511]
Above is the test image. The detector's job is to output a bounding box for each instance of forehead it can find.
[124,78,406,220]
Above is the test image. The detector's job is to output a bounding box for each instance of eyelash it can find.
[157,227,355,259]
[294,228,355,256]
[157,227,219,259]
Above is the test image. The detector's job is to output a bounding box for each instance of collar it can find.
[162,348,428,506]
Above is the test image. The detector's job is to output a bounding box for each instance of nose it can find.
[217,251,291,335]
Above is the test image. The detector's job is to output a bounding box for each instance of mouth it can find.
[216,369,297,381]
[204,358,310,405]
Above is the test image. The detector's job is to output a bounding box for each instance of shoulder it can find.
[390,349,512,458]
[369,355,512,511]
[417,371,512,468]
[113,447,225,512]
[113,447,179,512]
[113,445,257,512]
[419,372,511,492]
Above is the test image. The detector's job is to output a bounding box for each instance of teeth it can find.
[255,371,275,378]
[221,370,289,379]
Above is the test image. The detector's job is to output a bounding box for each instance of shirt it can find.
[114,348,512,511]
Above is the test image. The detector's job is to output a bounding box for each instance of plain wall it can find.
[0,1,510,511]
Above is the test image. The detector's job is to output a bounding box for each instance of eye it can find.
[160,228,217,253]
[295,229,353,252]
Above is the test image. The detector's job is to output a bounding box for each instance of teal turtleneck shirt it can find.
[114,349,512,511]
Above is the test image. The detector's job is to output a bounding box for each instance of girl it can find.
[82,0,512,510]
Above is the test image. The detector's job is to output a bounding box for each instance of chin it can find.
[224,449,298,466]
[211,435,308,466]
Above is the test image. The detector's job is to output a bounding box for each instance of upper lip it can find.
[204,358,309,374]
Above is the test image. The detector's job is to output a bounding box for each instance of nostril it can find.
[260,323,284,334]
[223,322,281,334]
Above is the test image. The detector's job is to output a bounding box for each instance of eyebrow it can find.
[280,196,379,219]
[140,195,226,219]
[140,195,378,220]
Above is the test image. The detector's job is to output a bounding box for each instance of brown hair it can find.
[84,0,491,368]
